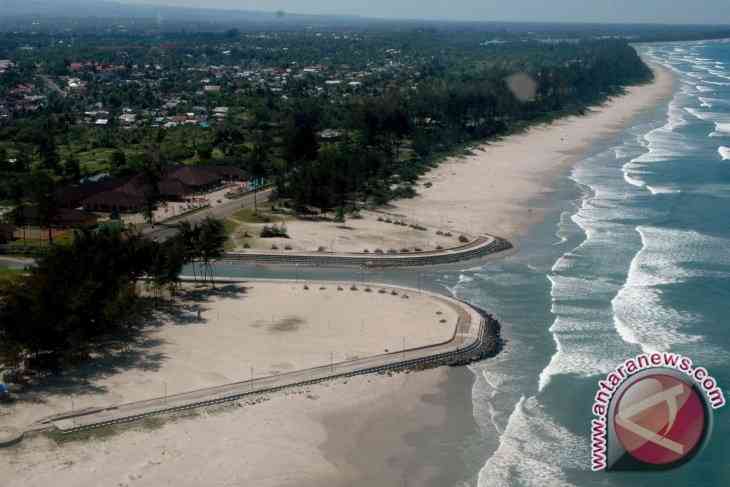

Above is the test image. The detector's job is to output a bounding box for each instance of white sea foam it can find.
[696,85,714,93]
[647,185,682,195]
[711,122,730,137]
[684,107,712,120]
[611,226,730,353]
[622,167,646,188]
[719,146,730,160]
[478,396,587,487]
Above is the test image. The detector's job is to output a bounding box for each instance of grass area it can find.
[233,208,272,223]
[0,267,25,286]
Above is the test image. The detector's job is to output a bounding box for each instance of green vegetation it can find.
[1,27,652,220]
[0,217,226,371]
[233,208,275,224]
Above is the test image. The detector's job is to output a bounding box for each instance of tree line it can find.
[0,217,226,370]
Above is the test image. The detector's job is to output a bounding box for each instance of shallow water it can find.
[453,40,730,487]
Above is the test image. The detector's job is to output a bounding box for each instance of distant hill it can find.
[0,0,331,23]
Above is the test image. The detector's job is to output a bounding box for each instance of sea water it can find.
[450,40,730,486]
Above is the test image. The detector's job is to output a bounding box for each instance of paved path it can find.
[143,189,272,242]
[223,234,512,268]
[25,280,492,437]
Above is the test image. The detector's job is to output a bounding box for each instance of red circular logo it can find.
[613,373,707,465]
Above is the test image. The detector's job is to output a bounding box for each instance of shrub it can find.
[459,235,470,243]
[317,246,327,252]
[387,249,397,254]
[378,289,387,294]
[377,217,384,222]
[365,287,372,292]
[414,247,423,252]
[243,243,251,249]
[350,285,358,291]
[260,224,289,239]
[424,182,433,188]
[271,244,279,250]
[436,230,444,236]
[374,249,384,254]
[436,245,444,250]
[284,245,292,250]
[400,248,410,253]
[391,290,398,296]
[444,232,453,237]
[303,285,309,290]
[364,249,370,253]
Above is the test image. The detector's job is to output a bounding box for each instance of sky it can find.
[121,0,730,24]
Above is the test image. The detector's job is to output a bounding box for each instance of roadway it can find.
[142,188,272,242]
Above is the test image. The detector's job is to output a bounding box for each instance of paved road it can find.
[143,188,272,242]
[29,280,487,435]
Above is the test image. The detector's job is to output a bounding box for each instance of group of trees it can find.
[1,33,652,219]
[0,217,226,368]
[275,39,652,213]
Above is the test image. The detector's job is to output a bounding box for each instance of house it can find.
[12,206,98,229]
[119,113,136,124]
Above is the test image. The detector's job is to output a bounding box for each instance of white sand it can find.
[393,65,675,240]
[2,369,450,487]
[230,209,462,253]
[232,65,674,253]
[1,282,456,431]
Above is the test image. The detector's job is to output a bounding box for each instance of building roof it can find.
[164,166,220,188]
[14,206,98,228]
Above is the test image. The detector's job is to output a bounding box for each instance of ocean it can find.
[447,40,730,486]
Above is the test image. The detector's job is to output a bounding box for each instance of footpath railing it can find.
[21,285,501,438]
[222,236,512,268]
[47,310,498,436]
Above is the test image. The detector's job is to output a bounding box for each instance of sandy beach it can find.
[2,65,675,486]
[227,65,674,257]
[394,65,675,241]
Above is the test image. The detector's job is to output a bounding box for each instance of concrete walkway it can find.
[22,281,496,438]
[223,234,513,267]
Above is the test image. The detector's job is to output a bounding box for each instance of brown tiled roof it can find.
[82,185,146,211]
[158,178,190,198]
[14,206,98,228]
[206,165,247,180]
[164,166,220,188]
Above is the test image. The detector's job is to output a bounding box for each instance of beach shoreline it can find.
[314,61,677,487]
